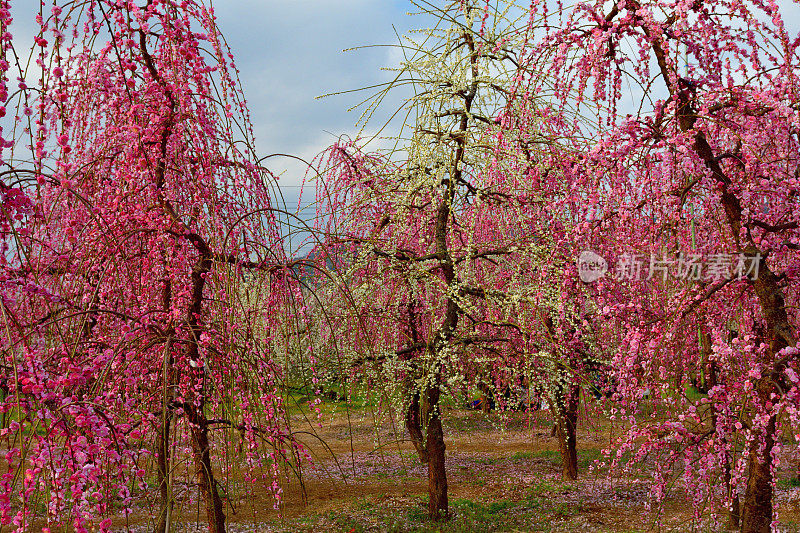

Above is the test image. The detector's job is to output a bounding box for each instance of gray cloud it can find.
[213,1,415,186]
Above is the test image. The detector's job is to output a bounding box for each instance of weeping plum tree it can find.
[507,0,799,529]
[485,100,612,481]
[312,0,591,517]
[0,1,306,531]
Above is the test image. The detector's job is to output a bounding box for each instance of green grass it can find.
[685,385,708,401]
[577,448,604,469]
[472,456,502,465]
[406,497,539,532]
[443,414,485,432]
[777,476,800,489]
[472,448,604,470]
[282,492,593,532]
[509,448,608,471]
[509,450,535,461]
[527,478,561,495]
[529,449,560,462]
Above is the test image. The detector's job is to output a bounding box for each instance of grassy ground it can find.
[109,397,800,532]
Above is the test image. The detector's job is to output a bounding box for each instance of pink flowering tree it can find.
[1,0,35,320]
[508,0,799,529]
[1,1,306,531]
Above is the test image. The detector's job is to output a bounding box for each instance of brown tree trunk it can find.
[740,410,776,533]
[555,383,579,480]
[144,29,228,527]
[740,373,777,533]
[411,19,478,522]
[184,262,226,532]
[154,413,173,533]
[425,385,448,520]
[154,283,175,533]
[406,392,428,463]
[740,268,794,531]
[478,381,492,413]
[726,457,740,530]
[185,402,226,533]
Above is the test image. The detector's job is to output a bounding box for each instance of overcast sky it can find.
[211,1,417,204]
[208,0,800,203]
[208,1,426,254]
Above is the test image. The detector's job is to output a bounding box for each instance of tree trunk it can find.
[415,20,477,522]
[184,264,225,532]
[406,392,428,463]
[555,383,579,480]
[478,381,493,413]
[740,268,794,531]
[727,457,740,531]
[425,385,448,520]
[154,284,175,533]
[740,410,775,533]
[185,402,226,533]
[154,413,173,533]
[739,372,777,533]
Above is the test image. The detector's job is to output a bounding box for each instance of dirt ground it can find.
[108,402,800,532]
